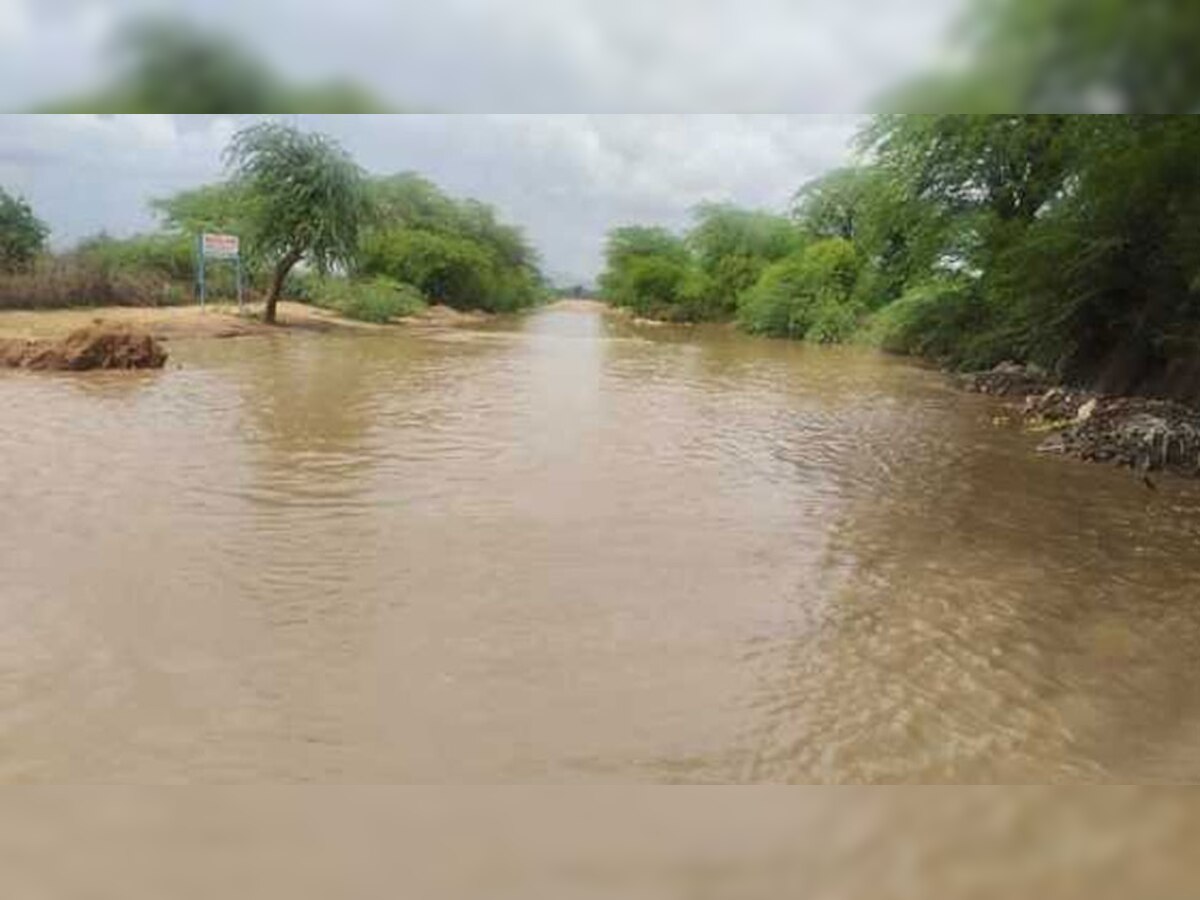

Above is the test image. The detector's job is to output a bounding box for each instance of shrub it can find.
[308,275,426,322]
[0,255,184,309]
[76,232,194,281]
[861,278,1005,367]
[737,238,863,340]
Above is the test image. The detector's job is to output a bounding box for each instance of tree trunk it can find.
[264,250,303,325]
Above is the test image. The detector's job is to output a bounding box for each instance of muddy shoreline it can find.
[0,301,493,344]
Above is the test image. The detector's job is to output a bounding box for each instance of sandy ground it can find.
[0,301,490,342]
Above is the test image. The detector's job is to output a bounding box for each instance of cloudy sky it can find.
[0,114,865,282]
[0,0,966,111]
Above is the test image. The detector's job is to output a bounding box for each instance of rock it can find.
[1023,387,1094,423]
[0,325,168,371]
[1076,398,1098,423]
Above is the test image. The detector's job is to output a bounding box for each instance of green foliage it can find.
[687,204,801,316]
[737,239,864,341]
[794,165,948,308]
[599,226,691,318]
[359,174,542,312]
[227,123,367,276]
[987,116,1200,390]
[0,188,49,274]
[848,114,1200,397]
[152,183,254,240]
[75,232,194,282]
[307,275,427,323]
[600,211,801,322]
[860,278,1000,366]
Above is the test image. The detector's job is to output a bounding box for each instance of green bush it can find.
[360,228,540,313]
[359,175,543,313]
[308,275,426,322]
[76,232,194,281]
[737,238,863,340]
[861,278,1007,367]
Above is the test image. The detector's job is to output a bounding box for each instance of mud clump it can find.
[0,325,168,371]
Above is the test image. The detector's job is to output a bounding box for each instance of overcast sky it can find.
[0,114,865,282]
[0,0,966,112]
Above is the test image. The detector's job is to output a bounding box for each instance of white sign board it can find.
[201,233,240,259]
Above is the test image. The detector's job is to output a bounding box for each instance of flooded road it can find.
[2,300,1200,783]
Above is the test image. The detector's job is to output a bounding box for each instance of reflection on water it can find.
[1,300,1199,783]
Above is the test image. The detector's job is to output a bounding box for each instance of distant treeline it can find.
[1,170,545,322]
[600,115,1200,401]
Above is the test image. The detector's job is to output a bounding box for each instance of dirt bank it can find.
[0,301,498,345]
[1,325,168,370]
[0,302,392,343]
[962,363,1200,477]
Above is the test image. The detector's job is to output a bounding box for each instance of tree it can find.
[359,173,543,312]
[686,204,801,315]
[152,182,254,237]
[738,239,863,340]
[225,123,367,324]
[599,226,693,316]
[0,188,49,274]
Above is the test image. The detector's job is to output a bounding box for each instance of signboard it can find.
[201,232,240,259]
[196,232,244,310]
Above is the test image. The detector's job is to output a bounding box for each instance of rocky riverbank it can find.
[961,362,1200,477]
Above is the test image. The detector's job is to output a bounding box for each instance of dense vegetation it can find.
[600,115,1200,400]
[0,188,49,274]
[0,124,544,321]
[359,174,544,313]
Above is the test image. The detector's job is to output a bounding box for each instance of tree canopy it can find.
[359,173,543,312]
[0,188,49,274]
[225,123,368,322]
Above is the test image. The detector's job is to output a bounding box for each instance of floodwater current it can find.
[3,300,1200,783]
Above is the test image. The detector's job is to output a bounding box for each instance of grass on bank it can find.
[288,274,427,323]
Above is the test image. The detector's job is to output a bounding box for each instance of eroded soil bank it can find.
[0,325,168,370]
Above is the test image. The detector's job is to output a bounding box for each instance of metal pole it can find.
[198,233,206,310]
[236,255,244,312]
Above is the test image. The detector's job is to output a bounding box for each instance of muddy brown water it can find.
[2,300,1200,783]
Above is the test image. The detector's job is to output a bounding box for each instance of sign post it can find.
[197,232,243,311]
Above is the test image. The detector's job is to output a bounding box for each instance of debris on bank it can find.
[0,325,168,371]
[961,362,1200,477]
[959,360,1053,397]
